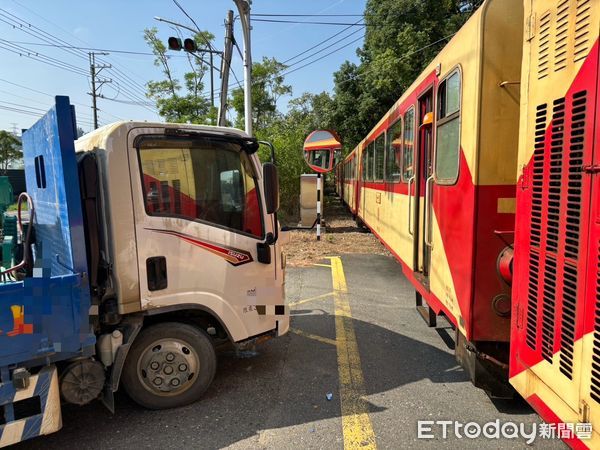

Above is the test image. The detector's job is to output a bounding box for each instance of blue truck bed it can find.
[0,97,95,446]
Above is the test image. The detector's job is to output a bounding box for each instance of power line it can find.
[284,27,363,71]
[0,8,87,61]
[0,77,123,122]
[0,40,89,76]
[99,96,155,106]
[0,100,46,113]
[0,40,190,57]
[333,33,458,88]
[252,18,370,26]
[206,27,364,99]
[281,33,365,77]
[281,18,363,65]
[0,88,94,120]
[3,6,157,117]
[252,14,364,17]
[0,102,96,127]
[172,0,217,52]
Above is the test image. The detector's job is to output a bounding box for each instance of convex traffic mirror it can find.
[303,130,342,174]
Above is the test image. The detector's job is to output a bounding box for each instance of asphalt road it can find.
[17,254,565,449]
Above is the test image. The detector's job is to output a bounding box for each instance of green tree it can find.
[0,131,21,174]
[330,0,478,150]
[143,27,215,123]
[257,92,335,219]
[231,57,292,131]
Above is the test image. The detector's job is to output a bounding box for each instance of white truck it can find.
[0,96,288,446]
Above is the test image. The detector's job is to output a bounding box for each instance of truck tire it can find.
[121,322,216,410]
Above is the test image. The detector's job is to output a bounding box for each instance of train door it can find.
[413,88,435,325]
[413,88,434,284]
[360,145,367,221]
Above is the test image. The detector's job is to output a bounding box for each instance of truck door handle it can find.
[146,256,167,291]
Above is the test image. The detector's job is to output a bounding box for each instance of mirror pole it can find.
[316,172,321,241]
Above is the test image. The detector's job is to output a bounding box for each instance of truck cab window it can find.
[138,138,263,238]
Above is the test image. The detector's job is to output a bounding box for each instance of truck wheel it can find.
[122,322,216,409]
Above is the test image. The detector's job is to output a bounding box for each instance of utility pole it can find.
[218,10,234,127]
[233,0,252,136]
[209,51,214,109]
[88,52,112,129]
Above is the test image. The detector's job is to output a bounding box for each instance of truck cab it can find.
[0,97,288,446]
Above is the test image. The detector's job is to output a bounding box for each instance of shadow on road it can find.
[15,306,531,450]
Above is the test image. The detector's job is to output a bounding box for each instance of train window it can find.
[367,142,375,181]
[435,70,461,185]
[138,138,263,238]
[374,134,385,181]
[386,118,402,182]
[402,107,415,181]
[362,148,367,181]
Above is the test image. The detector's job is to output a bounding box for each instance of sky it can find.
[0,0,367,134]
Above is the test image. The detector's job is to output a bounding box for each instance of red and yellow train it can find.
[335,0,598,447]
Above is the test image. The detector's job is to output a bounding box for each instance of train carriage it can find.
[344,0,524,396]
[335,0,599,445]
[509,0,600,447]
[341,151,358,214]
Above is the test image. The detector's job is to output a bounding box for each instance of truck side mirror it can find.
[263,162,279,214]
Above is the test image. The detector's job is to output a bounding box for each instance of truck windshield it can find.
[138,137,263,238]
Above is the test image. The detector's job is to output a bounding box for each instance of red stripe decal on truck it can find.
[147,229,254,266]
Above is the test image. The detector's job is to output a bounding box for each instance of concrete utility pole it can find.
[218,10,234,127]
[88,52,111,129]
[233,0,252,136]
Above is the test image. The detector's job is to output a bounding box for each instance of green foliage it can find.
[256,92,334,220]
[143,27,213,124]
[0,131,21,174]
[231,57,292,131]
[331,0,478,151]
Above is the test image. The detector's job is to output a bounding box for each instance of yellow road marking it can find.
[313,263,332,268]
[290,327,337,346]
[289,292,334,307]
[329,256,377,449]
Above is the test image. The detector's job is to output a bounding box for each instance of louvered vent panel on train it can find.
[526,103,548,350]
[574,0,591,62]
[559,263,577,378]
[565,91,586,260]
[590,243,600,403]
[538,12,552,79]
[554,0,569,71]
[537,97,567,364]
[558,90,586,378]
[547,98,565,252]
[541,257,557,362]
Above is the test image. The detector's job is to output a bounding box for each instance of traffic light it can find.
[168,37,183,51]
[183,38,197,53]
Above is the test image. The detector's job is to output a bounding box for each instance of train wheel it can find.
[355,216,365,229]
[122,322,216,409]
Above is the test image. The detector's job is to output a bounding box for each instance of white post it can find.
[234,0,252,136]
[316,173,321,241]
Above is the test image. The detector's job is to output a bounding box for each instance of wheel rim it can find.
[137,338,200,397]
